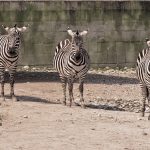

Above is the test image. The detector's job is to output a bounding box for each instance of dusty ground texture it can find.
[0,67,150,150]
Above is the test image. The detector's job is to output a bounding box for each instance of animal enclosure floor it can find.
[0,69,150,150]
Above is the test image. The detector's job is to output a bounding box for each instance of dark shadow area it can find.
[86,73,138,85]
[3,71,139,85]
[18,96,125,112]
[3,95,126,112]
[85,103,125,111]
[17,95,60,105]
[3,95,127,112]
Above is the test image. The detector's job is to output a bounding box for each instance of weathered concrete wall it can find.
[0,1,150,68]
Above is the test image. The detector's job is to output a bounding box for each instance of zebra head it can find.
[67,28,88,48]
[67,28,88,62]
[2,24,29,53]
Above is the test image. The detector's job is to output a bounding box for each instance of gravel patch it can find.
[5,66,148,113]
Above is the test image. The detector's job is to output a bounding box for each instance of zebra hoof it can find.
[62,101,66,106]
[81,104,86,109]
[12,96,18,102]
[148,115,150,120]
[72,102,79,106]
[68,102,72,107]
[0,97,5,102]
[141,112,145,117]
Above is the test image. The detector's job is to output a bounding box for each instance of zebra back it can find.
[137,48,149,66]
[55,39,70,55]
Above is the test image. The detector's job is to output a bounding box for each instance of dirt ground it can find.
[0,68,150,150]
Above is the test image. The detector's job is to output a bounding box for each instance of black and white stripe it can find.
[53,28,90,107]
[136,38,150,120]
[0,24,28,102]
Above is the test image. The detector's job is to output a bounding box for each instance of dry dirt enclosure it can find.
[0,68,150,150]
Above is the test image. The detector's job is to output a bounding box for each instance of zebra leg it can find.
[148,99,150,120]
[9,71,17,101]
[148,88,150,120]
[68,79,74,107]
[79,79,85,108]
[61,77,67,105]
[140,84,148,117]
[0,70,5,101]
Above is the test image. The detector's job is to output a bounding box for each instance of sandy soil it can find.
[0,69,150,150]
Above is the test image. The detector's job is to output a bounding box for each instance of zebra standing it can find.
[136,38,150,120]
[53,28,90,108]
[0,24,28,102]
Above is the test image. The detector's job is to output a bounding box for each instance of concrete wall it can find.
[0,1,150,68]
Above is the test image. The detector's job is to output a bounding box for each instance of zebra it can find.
[136,38,150,120]
[146,38,150,47]
[0,24,28,102]
[53,28,90,108]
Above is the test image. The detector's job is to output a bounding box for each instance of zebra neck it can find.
[145,48,150,58]
[8,35,20,53]
[8,35,20,48]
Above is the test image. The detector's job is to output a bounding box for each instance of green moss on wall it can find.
[0,1,149,67]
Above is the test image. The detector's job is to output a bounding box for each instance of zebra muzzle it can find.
[74,51,81,61]
[8,47,16,54]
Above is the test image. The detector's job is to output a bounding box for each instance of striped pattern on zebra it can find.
[136,38,150,120]
[0,24,28,102]
[53,28,90,107]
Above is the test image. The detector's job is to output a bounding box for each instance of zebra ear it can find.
[79,30,88,36]
[17,26,27,32]
[67,27,74,36]
[145,38,149,42]
[2,25,9,31]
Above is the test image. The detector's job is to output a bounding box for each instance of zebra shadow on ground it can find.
[74,102,125,111]
[17,95,60,105]
[85,103,125,111]
[12,95,125,112]
[4,71,139,85]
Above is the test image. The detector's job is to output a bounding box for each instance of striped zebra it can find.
[136,38,150,120]
[53,28,90,108]
[0,24,28,102]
